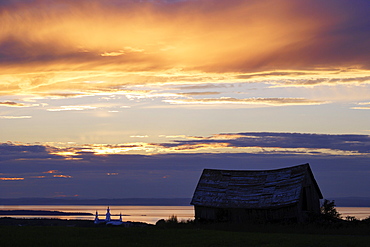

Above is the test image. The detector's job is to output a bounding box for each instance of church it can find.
[94,207,124,225]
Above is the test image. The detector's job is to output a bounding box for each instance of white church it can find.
[94,207,125,226]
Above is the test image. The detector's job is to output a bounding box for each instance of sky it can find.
[0,0,369,200]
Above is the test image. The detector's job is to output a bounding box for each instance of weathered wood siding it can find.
[191,164,323,223]
[194,204,301,223]
[298,170,322,215]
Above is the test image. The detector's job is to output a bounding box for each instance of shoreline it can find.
[1,197,369,207]
[0,210,92,216]
[0,217,153,227]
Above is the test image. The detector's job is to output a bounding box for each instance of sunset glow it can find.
[1,0,369,199]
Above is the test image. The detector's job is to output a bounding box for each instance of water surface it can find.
[1,205,369,224]
[0,205,194,224]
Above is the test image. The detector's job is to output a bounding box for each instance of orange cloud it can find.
[0,177,24,181]
[53,175,72,178]
[0,0,368,97]
[0,116,32,119]
[29,176,46,179]
[352,102,370,110]
[3,132,369,159]
[43,170,59,174]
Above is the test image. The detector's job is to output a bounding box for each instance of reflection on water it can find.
[0,205,194,224]
[337,207,370,220]
[1,206,369,224]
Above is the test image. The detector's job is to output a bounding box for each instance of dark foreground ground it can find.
[1,218,370,247]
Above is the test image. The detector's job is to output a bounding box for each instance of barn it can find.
[191,163,323,223]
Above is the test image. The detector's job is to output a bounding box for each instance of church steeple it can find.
[105,206,111,222]
[94,210,100,224]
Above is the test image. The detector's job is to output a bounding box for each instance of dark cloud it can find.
[0,36,95,65]
[175,84,235,90]
[0,143,62,166]
[0,143,49,157]
[1,132,369,198]
[163,132,370,154]
[236,72,370,87]
[278,76,370,86]
[0,101,26,107]
[177,92,221,96]
[38,92,87,98]
[164,97,326,106]
[231,133,370,154]
[236,71,314,80]
[1,151,370,198]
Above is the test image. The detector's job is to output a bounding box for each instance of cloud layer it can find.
[1,132,369,198]
[164,97,327,106]
[1,0,369,70]
[0,0,369,98]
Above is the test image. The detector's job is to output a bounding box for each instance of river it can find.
[0,205,369,224]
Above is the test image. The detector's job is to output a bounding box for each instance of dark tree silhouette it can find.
[320,199,341,219]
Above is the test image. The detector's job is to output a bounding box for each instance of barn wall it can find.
[192,164,323,223]
[229,205,301,223]
[299,173,322,216]
[194,206,216,221]
[194,204,301,223]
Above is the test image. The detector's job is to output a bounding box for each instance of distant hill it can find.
[0,210,92,216]
[328,197,370,207]
[0,198,192,206]
[1,197,369,207]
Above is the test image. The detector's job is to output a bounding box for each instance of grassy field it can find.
[1,224,370,247]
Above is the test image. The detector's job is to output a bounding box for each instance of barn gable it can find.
[191,163,323,222]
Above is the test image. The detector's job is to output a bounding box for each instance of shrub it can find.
[320,199,341,219]
[345,216,358,222]
[166,215,178,224]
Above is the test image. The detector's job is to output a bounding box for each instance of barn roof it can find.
[191,163,323,209]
